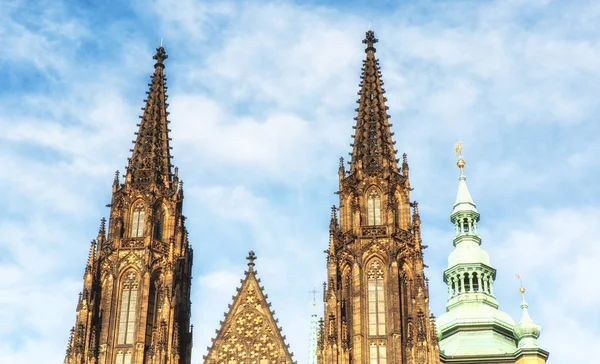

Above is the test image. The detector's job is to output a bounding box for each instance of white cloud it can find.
[486,207,600,362]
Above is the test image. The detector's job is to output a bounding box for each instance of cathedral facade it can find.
[65,31,548,364]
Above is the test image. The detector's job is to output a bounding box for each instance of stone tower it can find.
[317,31,440,364]
[64,46,193,364]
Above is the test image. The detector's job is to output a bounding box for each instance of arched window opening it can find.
[462,218,469,233]
[117,272,139,345]
[367,190,381,226]
[472,273,479,292]
[368,262,386,336]
[369,342,387,364]
[463,273,470,293]
[130,203,145,238]
[154,209,165,241]
[145,279,159,346]
[115,350,132,364]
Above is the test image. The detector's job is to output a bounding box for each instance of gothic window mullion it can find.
[367,190,382,226]
[368,261,387,364]
[117,272,139,346]
[130,203,145,238]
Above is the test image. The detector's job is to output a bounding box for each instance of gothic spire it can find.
[349,30,398,175]
[308,293,318,364]
[127,46,173,188]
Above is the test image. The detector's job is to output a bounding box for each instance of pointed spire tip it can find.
[153,46,168,68]
[362,30,378,53]
[246,250,256,272]
[454,141,466,172]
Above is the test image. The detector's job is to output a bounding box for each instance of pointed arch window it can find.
[130,203,145,238]
[154,208,165,241]
[117,272,139,345]
[367,190,381,225]
[145,277,159,346]
[368,261,386,336]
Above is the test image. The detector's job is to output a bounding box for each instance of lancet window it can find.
[367,190,381,225]
[154,208,165,241]
[368,261,386,336]
[146,278,159,346]
[130,203,145,238]
[117,272,139,345]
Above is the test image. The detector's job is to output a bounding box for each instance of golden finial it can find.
[455,141,465,169]
[515,273,525,293]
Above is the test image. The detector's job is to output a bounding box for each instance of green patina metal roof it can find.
[514,289,542,349]
[448,237,490,267]
[437,155,520,358]
[452,169,478,216]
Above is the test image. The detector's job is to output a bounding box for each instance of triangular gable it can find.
[203,251,295,364]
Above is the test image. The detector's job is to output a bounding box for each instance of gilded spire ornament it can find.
[455,141,465,170]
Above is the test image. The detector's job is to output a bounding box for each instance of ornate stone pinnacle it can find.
[99,217,106,236]
[247,250,256,271]
[362,30,378,53]
[153,46,168,68]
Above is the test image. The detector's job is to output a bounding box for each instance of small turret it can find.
[514,286,542,349]
[329,205,338,233]
[97,217,106,243]
[112,170,120,193]
[402,153,409,178]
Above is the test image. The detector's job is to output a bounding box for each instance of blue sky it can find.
[1,0,599,362]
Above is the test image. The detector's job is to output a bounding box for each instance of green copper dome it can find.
[437,153,520,357]
[514,289,542,349]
